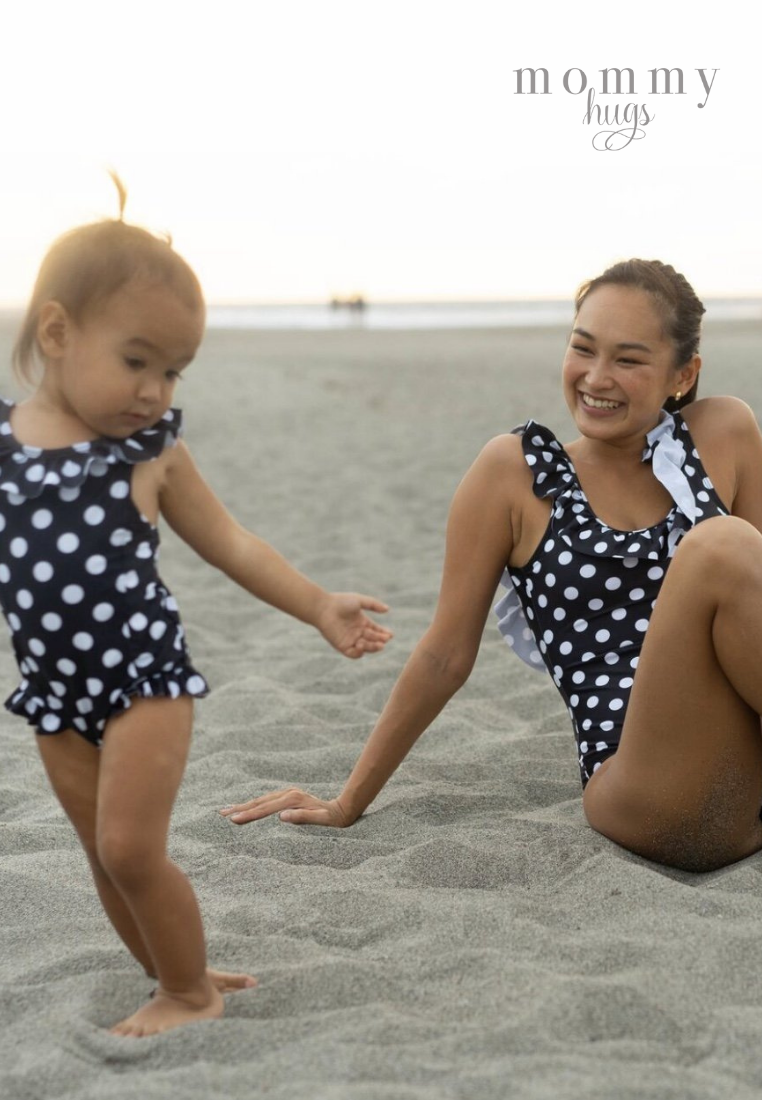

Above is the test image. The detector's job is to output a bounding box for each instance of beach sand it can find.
[1,316,762,1099]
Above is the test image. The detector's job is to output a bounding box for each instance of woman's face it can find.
[562,285,697,445]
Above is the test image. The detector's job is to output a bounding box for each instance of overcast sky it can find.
[1,0,759,303]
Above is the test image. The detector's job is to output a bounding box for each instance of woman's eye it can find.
[124,357,145,370]
[165,370,182,382]
[572,344,592,354]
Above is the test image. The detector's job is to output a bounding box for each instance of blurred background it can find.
[1,0,759,323]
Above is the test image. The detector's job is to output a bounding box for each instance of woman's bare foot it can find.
[110,983,224,1038]
[207,967,257,993]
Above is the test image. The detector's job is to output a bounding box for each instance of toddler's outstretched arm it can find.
[159,442,392,657]
[221,434,521,827]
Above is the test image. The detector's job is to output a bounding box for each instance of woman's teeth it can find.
[581,393,622,409]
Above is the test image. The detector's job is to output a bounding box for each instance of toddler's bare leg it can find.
[37,719,255,1019]
[36,730,156,974]
[584,516,762,870]
[96,696,251,1037]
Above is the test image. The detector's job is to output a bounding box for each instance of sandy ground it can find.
[2,314,762,1099]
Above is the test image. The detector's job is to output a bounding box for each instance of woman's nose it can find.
[584,358,614,389]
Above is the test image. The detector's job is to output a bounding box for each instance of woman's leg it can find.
[36,729,156,974]
[583,516,762,871]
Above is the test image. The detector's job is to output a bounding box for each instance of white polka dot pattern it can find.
[494,414,729,785]
[0,401,208,745]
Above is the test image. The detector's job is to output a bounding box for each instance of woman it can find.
[222,259,762,872]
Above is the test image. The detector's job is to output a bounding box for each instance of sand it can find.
[1,314,762,1099]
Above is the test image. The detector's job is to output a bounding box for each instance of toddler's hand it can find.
[316,592,392,658]
[221,789,354,827]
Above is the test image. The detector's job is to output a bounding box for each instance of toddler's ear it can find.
[37,301,70,360]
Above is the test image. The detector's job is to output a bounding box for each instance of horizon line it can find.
[1,293,760,311]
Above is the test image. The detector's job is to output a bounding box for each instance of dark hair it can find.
[13,183,204,384]
[574,259,705,413]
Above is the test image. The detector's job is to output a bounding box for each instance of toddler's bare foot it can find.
[110,983,224,1038]
[207,967,257,993]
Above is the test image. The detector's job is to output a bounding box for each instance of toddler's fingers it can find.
[364,623,393,639]
[356,595,389,613]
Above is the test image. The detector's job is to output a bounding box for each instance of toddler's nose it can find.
[137,377,162,403]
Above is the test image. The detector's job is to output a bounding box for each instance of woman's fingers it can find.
[220,788,306,823]
[220,788,344,826]
[279,805,338,825]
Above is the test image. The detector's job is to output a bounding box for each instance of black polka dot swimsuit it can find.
[494,412,728,786]
[0,400,208,745]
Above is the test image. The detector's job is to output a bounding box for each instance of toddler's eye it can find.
[166,370,183,382]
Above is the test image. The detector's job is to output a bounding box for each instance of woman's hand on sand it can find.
[316,592,392,657]
[221,790,355,827]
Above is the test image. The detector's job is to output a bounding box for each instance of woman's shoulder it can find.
[475,423,552,483]
[682,395,759,437]
[469,422,568,517]
[681,396,761,464]
[480,419,563,459]
[478,429,526,465]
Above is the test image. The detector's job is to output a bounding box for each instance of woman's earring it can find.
[675,390,682,401]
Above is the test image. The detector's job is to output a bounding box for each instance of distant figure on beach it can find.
[329,293,367,321]
[224,258,762,874]
[0,180,392,1037]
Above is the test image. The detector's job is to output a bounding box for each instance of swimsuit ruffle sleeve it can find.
[0,401,182,502]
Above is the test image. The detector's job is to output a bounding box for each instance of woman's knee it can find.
[673,515,762,591]
[677,514,762,560]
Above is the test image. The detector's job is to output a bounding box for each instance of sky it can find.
[1,0,760,304]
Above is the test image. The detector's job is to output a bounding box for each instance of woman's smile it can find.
[578,391,625,414]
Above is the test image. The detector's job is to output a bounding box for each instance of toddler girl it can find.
[0,194,391,1037]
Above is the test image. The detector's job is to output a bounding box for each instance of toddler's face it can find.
[54,279,205,439]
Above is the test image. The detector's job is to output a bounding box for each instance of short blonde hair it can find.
[13,219,204,384]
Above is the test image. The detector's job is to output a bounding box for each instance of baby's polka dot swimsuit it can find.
[0,400,208,744]
[494,412,728,785]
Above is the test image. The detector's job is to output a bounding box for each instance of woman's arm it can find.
[221,433,525,827]
[158,441,392,657]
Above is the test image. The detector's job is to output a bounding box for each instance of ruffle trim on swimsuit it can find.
[494,412,727,671]
[5,664,209,744]
[0,400,182,502]
[515,413,698,561]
